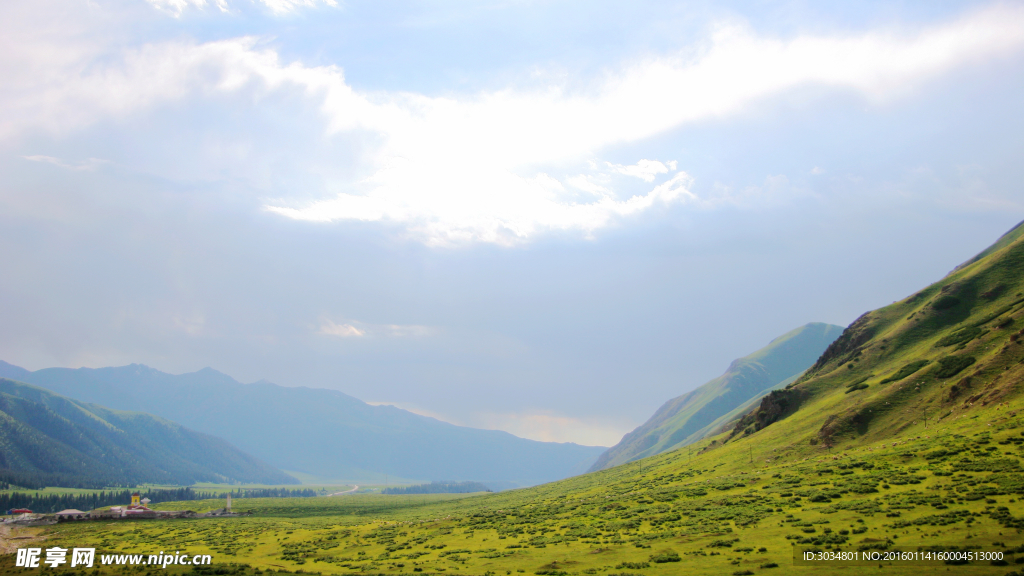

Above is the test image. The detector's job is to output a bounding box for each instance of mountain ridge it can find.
[0,377,296,488]
[0,363,605,485]
[589,321,843,471]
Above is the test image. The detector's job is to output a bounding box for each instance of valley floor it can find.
[5,398,1023,576]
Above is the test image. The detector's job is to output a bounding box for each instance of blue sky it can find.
[1,0,1023,446]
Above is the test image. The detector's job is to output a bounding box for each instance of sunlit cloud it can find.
[364,405,629,446]
[606,159,678,182]
[21,155,110,171]
[469,410,628,447]
[4,4,1024,244]
[268,170,696,245]
[317,319,437,339]
[318,320,365,338]
[144,0,336,16]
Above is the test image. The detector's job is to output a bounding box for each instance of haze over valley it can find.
[1,2,1024,573]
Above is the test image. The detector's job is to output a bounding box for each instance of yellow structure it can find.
[130,492,141,507]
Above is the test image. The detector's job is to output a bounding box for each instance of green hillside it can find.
[0,378,296,488]
[729,217,1024,452]
[591,322,843,471]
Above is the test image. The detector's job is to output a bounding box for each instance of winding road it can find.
[326,485,359,496]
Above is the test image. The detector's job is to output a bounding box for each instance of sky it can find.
[1,0,1023,447]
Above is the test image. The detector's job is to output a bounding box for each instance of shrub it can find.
[935,326,983,347]
[932,295,961,310]
[881,360,930,384]
[935,355,976,378]
[650,552,682,563]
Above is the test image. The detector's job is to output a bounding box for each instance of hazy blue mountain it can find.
[0,363,605,485]
[0,378,296,488]
[0,361,31,381]
[589,322,844,471]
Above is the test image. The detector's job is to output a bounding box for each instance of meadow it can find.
[8,397,1020,576]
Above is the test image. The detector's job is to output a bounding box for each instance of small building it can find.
[55,509,88,520]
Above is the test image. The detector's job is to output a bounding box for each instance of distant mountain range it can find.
[0,378,295,488]
[0,363,605,485]
[590,322,844,471]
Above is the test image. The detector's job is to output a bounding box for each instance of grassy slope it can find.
[591,323,843,471]
[19,222,1024,576]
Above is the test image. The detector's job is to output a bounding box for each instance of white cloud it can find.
[607,159,677,182]
[22,155,110,171]
[4,4,1024,244]
[144,0,336,16]
[565,175,610,196]
[145,0,226,15]
[317,319,437,339]
[318,320,365,338]
[268,170,696,245]
[258,0,337,15]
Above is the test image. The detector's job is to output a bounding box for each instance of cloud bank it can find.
[4,3,1024,245]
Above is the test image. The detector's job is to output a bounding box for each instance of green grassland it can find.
[7,223,1024,576]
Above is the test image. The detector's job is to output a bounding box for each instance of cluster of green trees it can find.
[224,487,318,499]
[1,486,318,513]
[0,469,124,491]
[382,481,492,495]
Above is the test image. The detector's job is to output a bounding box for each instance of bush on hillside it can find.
[932,295,962,310]
[880,360,930,384]
[650,551,681,563]
[935,356,977,379]
[935,326,983,347]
